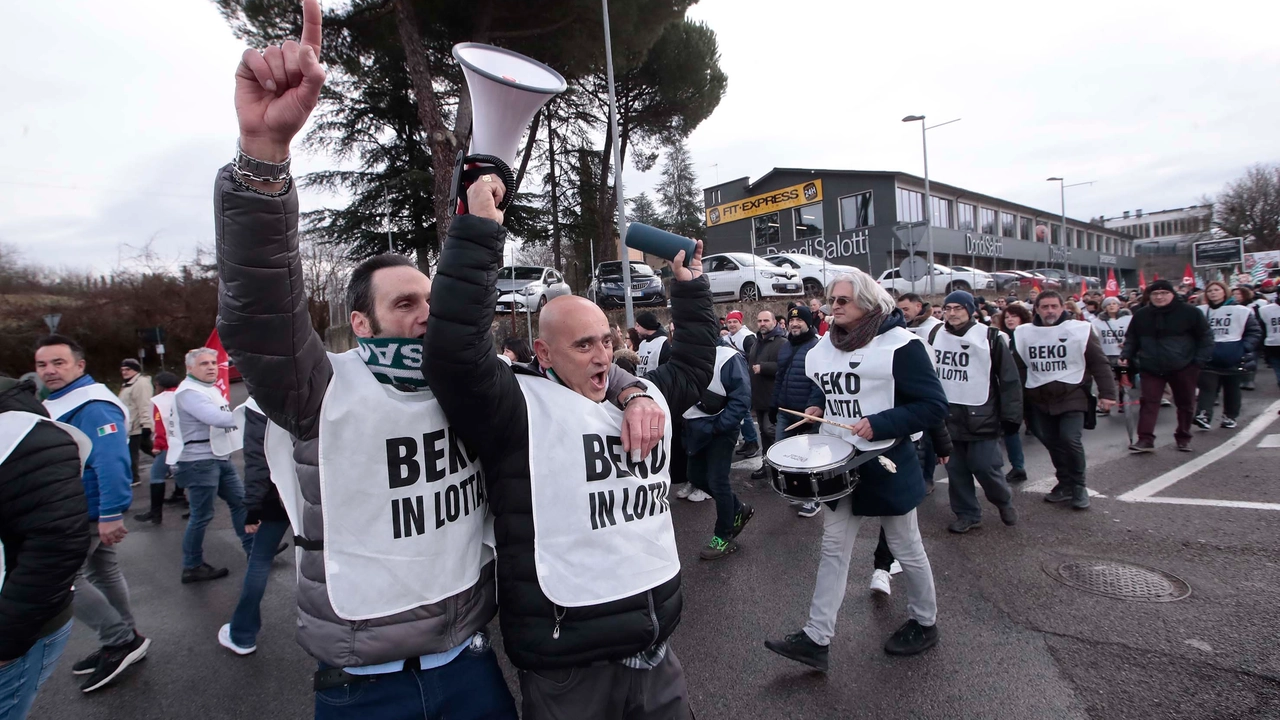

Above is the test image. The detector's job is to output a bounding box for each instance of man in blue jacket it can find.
[684,347,755,560]
[772,305,825,517]
[34,335,150,694]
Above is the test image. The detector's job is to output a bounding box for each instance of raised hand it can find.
[670,239,704,282]
[235,0,325,164]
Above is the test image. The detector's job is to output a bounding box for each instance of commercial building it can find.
[1099,205,1212,256]
[702,168,1140,288]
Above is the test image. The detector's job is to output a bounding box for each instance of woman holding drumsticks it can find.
[764,270,948,671]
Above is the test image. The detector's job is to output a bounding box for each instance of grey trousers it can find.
[946,438,1013,521]
[755,409,777,452]
[519,646,691,720]
[803,506,937,646]
[1028,408,1087,489]
[73,529,138,648]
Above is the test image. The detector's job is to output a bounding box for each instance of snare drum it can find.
[764,434,860,503]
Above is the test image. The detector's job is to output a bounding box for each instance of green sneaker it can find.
[699,535,739,561]
[728,503,755,539]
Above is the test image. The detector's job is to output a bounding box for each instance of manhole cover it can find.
[1043,559,1191,602]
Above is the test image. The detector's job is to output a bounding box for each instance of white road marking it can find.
[1118,399,1280,504]
[1258,434,1280,448]
[1130,497,1280,511]
[939,474,1104,497]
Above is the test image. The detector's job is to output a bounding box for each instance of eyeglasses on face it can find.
[827,296,853,307]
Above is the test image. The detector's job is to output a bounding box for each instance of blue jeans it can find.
[229,520,290,648]
[178,459,251,569]
[314,642,517,720]
[687,432,742,539]
[0,620,72,720]
[1003,427,1025,471]
[149,449,169,484]
[740,415,758,444]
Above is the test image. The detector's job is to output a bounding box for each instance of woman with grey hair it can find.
[765,270,948,670]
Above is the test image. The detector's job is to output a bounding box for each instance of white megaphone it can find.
[451,43,566,213]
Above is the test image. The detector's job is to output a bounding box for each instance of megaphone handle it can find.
[453,154,518,215]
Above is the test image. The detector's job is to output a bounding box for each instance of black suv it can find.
[587,261,667,308]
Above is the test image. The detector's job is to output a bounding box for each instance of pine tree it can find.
[627,192,663,228]
[656,139,704,240]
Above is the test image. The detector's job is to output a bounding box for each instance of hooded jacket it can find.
[0,378,90,662]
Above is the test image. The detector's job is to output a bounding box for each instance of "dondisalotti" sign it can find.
[706,180,823,226]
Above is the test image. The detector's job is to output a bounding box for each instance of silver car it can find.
[496,266,572,313]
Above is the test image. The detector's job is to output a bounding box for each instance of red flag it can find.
[1138,270,1147,291]
[1182,263,1195,287]
[1153,272,1160,281]
[1032,279,1042,293]
[204,329,231,402]
[1105,268,1119,297]
[1080,277,1088,297]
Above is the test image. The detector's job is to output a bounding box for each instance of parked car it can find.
[586,261,667,309]
[1028,267,1101,291]
[702,252,803,302]
[763,253,859,297]
[875,263,995,297]
[495,265,572,313]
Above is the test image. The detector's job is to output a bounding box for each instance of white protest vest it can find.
[172,378,240,460]
[929,323,993,407]
[1013,323,1091,389]
[727,327,753,354]
[1090,315,1131,357]
[0,412,93,587]
[683,347,737,420]
[151,391,179,445]
[909,316,942,343]
[636,336,668,377]
[1201,304,1250,343]
[318,350,491,620]
[804,329,912,452]
[1259,304,1280,347]
[43,382,130,429]
[518,375,680,608]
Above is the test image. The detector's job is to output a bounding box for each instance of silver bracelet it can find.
[234,140,292,184]
[620,391,654,411]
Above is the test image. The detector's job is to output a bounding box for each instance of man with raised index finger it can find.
[425,177,717,719]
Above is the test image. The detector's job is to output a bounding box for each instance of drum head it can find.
[766,434,856,473]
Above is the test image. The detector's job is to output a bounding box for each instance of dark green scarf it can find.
[356,338,428,390]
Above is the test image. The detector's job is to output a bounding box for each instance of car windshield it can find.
[767,256,801,269]
[596,262,654,278]
[499,267,544,281]
[726,253,760,266]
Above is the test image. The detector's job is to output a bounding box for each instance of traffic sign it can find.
[900,255,931,283]
[893,221,927,251]
[43,313,61,333]
[1192,237,1244,267]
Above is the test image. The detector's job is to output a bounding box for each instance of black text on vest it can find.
[384,428,486,540]
[1209,316,1232,337]
[814,371,863,419]
[581,434,671,530]
[1026,343,1068,373]
[934,347,971,382]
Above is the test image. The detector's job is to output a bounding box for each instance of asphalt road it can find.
[27,382,1280,720]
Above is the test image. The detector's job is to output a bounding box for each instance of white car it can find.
[876,263,995,297]
[702,252,803,303]
[495,265,572,313]
[763,253,859,297]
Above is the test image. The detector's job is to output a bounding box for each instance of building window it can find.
[839,191,874,230]
[752,212,779,247]
[931,196,953,229]
[958,202,976,232]
[794,203,824,241]
[979,207,997,235]
[896,188,924,223]
[1000,212,1016,238]
[1019,216,1033,241]
[1051,224,1061,244]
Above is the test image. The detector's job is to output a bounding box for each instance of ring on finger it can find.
[481,175,493,183]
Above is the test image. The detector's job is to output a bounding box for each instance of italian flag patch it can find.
[96,423,119,436]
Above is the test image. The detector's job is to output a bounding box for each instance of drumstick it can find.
[778,407,858,433]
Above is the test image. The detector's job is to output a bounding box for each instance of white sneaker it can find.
[674,483,694,499]
[889,560,903,576]
[869,569,892,596]
[218,623,256,656]
[686,489,712,503]
[797,502,821,518]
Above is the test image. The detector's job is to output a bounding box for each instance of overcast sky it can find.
[3,0,1278,273]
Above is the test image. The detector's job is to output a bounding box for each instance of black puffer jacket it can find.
[240,405,288,526]
[424,213,717,670]
[0,378,90,662]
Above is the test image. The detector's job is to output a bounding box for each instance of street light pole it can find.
[1046,177,1094,276]
[904,115,960,297]
[602,0,634,328]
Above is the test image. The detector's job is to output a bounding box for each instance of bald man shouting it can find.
[425,180,716,719]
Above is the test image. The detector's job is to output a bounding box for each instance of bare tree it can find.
[300,236,354,334]
[1214,164,1280,251]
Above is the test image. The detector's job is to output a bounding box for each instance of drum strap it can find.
[841,438,901,473]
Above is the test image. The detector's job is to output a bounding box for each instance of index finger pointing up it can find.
[301,0,323,57]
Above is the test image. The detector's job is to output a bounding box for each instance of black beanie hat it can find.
[120,358,142,371]
[1146,279,1175,295]
[635,312,662,332]
[787,304,814,328]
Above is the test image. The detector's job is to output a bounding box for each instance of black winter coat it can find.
[747,325,786,410]
[929,322,1024,441]
[1122,299,1214,377]
[773,331,824,412]
[241,405,289,526]
[423,214,718,671]
[0,379,90,662]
